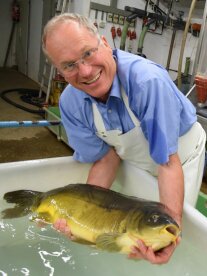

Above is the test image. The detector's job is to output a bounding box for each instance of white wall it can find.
[0,0,15,67]
[87,0,203,80]
[0,0,205,83]
[70,0,91,16]
[27,0,43,82]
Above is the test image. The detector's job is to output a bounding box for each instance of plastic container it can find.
[195,74,207,105]
[196,191,207,217]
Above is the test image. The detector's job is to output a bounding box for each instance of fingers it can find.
[128,241,155,263]
[128,239,180,265]
[53,218,68,232]
[53,218,75,240]
[176,236,181,245]
[36,219,48,228]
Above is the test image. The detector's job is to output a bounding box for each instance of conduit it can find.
[0,88,45,115]
[0,120,61,128]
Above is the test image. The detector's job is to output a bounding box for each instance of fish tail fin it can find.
[1,190,42,219]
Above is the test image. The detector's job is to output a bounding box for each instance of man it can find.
[42,13,206,264]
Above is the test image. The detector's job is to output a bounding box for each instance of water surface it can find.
[0,199,206,276]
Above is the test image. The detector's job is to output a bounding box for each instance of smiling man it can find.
[42,13,206,264]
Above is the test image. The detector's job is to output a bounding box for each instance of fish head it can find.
[130,206,181,251]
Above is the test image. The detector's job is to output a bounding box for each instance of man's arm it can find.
[86,147,121,188]
[88,149,184,224]
[129,153,183,264]
[158,153,184,226]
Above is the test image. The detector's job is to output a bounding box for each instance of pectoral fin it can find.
[31,212,52,224]
[95,233,122,252]
[72,237,95,246]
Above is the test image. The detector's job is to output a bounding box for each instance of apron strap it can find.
[120,86,140,127]
[92,103,106,133]
[92,85,140,133]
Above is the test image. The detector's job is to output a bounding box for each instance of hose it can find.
[137,18,156,55]
[120,13,139,51]
[177,0,198,89]
[120,21,130,50]
[0,88,45,115]
[137,25,149,54]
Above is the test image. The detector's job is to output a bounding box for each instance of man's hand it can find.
[53,218,76,240]
[53,218,181,264]
[128,237,181,264]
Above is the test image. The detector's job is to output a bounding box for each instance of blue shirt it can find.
[59,49,196,164]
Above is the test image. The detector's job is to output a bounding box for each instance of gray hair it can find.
[42,13,100,56]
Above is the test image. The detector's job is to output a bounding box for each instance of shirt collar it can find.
[108,73,121,99]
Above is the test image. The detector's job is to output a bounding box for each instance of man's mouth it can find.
[83,72,101,85]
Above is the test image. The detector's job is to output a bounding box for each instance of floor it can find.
[0,68,73,163]
[0,67,207,194]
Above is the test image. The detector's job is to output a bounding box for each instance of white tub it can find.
[0,157,207,276]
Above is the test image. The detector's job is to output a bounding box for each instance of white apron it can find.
[92,87,206,206]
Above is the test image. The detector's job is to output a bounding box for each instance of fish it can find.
[1,184,181,254]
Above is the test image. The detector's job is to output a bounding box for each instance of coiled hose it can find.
[0,88,45,115]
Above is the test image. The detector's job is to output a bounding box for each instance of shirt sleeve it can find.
[59,96,110,163]
[131,70,182,164]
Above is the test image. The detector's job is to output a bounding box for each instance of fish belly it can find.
[35,194,127,245]
[116,233,137,254]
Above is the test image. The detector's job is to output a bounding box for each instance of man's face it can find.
[45,22,116,102]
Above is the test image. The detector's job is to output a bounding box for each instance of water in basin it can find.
[0,199,206,276]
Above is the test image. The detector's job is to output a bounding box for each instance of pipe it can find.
[190,0,207,86]
[183,57,191,77]
[0,120,62,128]
[185,83,196,98]
[166,28,176,71]
[165,0,174,25]
[137,25,149,54]
[177,0,198,89]
[3,22,16,67]
[137,18,155,55]
[120,13,139,51]
[120,21,130,50]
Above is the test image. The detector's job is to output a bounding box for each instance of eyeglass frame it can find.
[59,39,101,76]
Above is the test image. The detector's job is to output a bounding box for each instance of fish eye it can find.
[147,213,160,224]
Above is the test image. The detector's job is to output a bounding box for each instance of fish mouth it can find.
[163,224,181,239]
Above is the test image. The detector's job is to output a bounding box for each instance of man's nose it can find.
[77,62,93,76]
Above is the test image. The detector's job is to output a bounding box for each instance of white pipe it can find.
[185,83,196,98]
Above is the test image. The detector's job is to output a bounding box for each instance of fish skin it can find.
[2,184,181,254]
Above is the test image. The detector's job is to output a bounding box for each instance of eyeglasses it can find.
[60,40,100,76]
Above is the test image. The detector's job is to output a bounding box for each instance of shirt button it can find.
[108,109,112,113]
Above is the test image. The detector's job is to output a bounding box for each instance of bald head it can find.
[42,13,100,57]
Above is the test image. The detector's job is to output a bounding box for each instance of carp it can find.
[1,184,180,254]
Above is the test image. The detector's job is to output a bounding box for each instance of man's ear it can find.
[100,35,111,48]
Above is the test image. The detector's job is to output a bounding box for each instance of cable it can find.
[0,88,45,115]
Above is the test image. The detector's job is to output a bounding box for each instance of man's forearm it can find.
[158,153,184,226]
[87,148,121,189]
